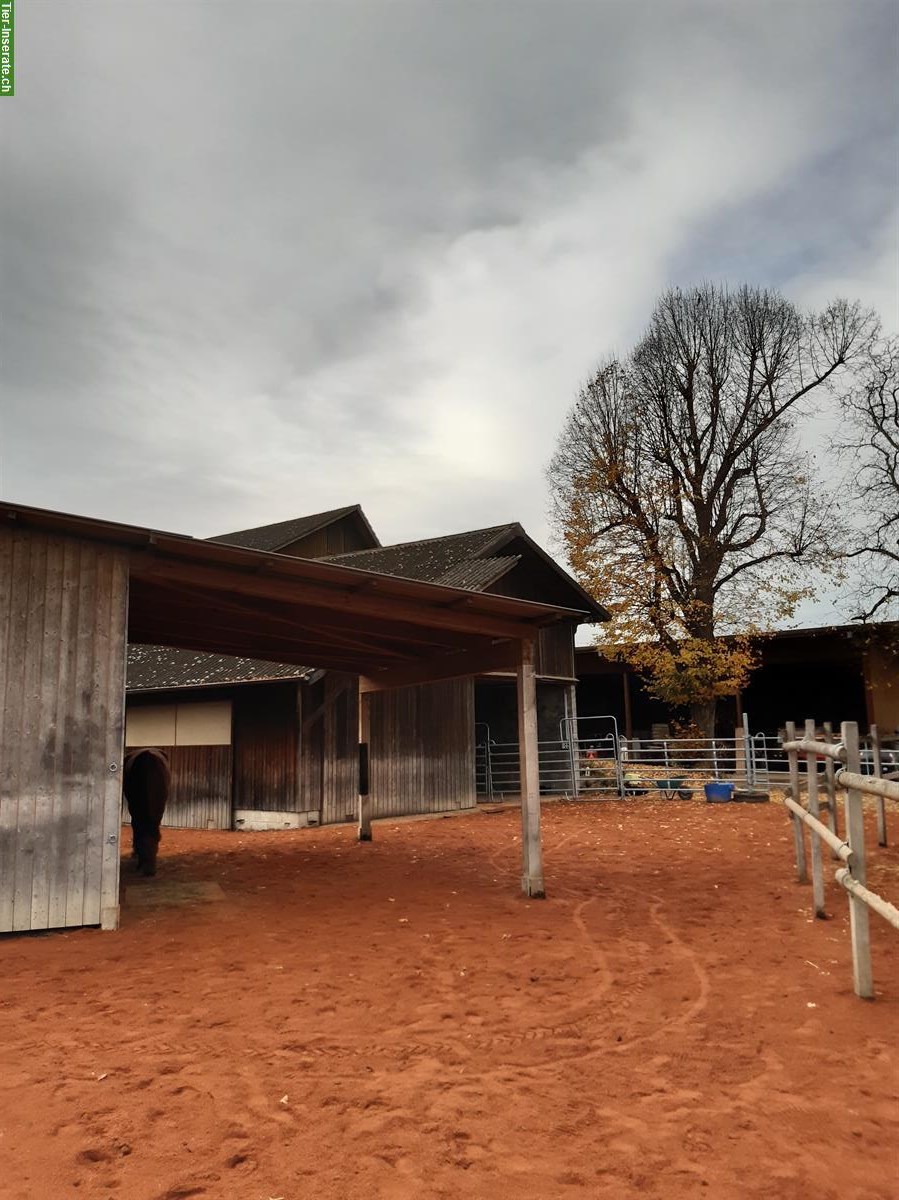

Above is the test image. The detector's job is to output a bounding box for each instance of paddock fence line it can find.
[475,717,778,801]
[781,719,899,1000]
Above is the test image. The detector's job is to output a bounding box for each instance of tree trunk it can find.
[690,698,716,739]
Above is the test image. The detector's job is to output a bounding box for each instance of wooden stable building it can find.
[575,622,899,739]
[0,502,601,935]
[124,506,605,831]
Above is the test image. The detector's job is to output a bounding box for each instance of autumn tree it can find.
[837,335,899,621]
[548,284,877,735]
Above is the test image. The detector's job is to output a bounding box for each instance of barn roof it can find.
[324,525,517,584]
[325,524,608,620]
[4,502,586,692]
[208,504,379,552]
[127,644,316,693]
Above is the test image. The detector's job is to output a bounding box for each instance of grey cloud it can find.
[2,0,897,599]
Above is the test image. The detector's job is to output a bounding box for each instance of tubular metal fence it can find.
[475,717,780,800]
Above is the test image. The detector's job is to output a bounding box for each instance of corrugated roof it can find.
[127,645,317,692]
[437,555,521,591]
[324,525,517,585]
[208,505,366,552]
[323,523,607,619]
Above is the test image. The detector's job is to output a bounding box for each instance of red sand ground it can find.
[2,798,898,1200]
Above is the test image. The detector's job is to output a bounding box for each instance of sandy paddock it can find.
[1,798,898,1200]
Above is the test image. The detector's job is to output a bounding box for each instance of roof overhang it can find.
[4,503,590,687]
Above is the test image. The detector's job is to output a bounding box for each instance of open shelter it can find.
[0,503,592,933]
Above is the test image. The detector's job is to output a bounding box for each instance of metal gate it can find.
[476,715,624,799]
[475,717,778,800]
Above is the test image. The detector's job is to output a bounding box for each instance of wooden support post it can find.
[785,721,808,884]
[517,639,545,898]
[841,722,873,999]
[805,719,826,919]
[357,687,372,842]
[822,722,839,858]
[870,724,888,848]
[622,669,633,741]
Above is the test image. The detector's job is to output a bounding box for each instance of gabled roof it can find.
[127,645,317,693]
[325,523,608,620]
[6,501,583,676]
[323,524,518,585]
[438,555,521,591]
[208,504,379,552]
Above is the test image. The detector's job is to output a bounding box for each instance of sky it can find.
[3,1,898,628]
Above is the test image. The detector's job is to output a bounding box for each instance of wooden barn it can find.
[123,506,606,830]
[575,622,899,739]
[0,502,596,934]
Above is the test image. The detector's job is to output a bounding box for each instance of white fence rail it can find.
[782,720,899,1000]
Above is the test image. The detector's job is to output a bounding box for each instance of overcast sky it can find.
[3,1,898,624]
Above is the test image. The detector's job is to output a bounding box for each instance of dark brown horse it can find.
[123,748,171,876]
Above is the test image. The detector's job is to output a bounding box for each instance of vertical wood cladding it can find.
[537,623,576,679]
[301,673,358,825]
[280,513,375,559]
[0,529,128,932]
[368,678,475,819]
[160,747,233,829]
[233,682,299,812]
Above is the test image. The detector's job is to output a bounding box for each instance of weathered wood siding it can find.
[321,674,359,825]
[282,514,374,559]
[300,674,359,825]
[233,683,299,812]
[368,679,475,819]
[0,530,128,932]
[537,623,576,680]
[122,745,232,830]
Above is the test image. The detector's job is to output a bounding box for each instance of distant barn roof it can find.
[323,525,520,587]
[127,645,316,692]
[208,505,378,552]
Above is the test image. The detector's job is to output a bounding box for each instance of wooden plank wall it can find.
[321,674,359,825]
[537,622,576,680]
[233,682,299,812]
[368,678,475,819]
[282,514,373,559]
[122,746,232,830]
[0,529,128,932]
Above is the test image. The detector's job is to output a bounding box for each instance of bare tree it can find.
[549,283,878,735]
[838,336,899,622]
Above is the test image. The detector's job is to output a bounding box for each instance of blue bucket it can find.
[704,781,735,803]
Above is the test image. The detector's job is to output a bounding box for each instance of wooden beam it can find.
[841,722,873,999]
[360,640,520,693]
[805,718,826,919]
[131,601,418,665]
[517,639,545,898]
[823,722,840,857]
[870,724,888,847]
[132,556,548,641]
[784,720,808,885]
[129,625,376,673]
[137,576,486,653]
[358,686,372,842]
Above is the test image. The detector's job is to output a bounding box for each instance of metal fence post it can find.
[841,722,874,999]
[785,720,808,884]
